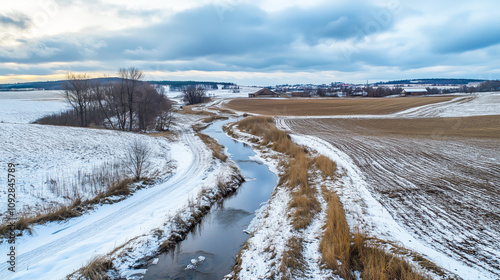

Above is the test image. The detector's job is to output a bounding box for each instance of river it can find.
[143,119,277,280]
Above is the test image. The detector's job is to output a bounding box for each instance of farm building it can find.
[403,88,428,96]
[249,88,279,98]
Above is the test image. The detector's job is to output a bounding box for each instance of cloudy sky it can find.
[1,0,499,85]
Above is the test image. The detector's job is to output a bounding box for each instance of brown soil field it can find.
[314,115,500,140]
[226,96,455,116]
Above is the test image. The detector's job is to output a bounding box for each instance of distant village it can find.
[249,79,500,98]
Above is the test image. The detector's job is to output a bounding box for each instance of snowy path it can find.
[0,130,211,280]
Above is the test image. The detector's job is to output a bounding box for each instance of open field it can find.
[283,116,500,277]
[309,115,500,140]
[226,96,455,116]
[0,90,69,123]
[0,122,173,216]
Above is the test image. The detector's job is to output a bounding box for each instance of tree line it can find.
[37,68,173,131]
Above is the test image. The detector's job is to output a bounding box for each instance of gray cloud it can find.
[1,0,500,83]
[0,13,31,29]
[430,19,500,54]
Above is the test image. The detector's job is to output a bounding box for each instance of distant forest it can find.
[0,79,235,91]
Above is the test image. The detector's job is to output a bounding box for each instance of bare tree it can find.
[118,67,144,131]
[91,79,116,129]
[156,109,173,131]
[64,73,92,127]
[127,139,151,180]
[183,86,207,105]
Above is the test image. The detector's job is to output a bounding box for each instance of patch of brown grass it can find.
[227,97,455,116]
[196,132,228,161]
[147,130,177,141]
[179,105,213,115]
[289,185,320,230]
[320,188,431,280]
[314,155,337,179]
[281,237,306,279]
[238,116,305,156]
[202,115,229,123]
[0,199,82,237]
[237,116,319,230]
[320,190,351,277]
[279,154,309,189]
[77,255,114,280]
[352,236,430,280]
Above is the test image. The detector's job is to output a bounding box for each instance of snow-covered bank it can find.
[222,126,294,280]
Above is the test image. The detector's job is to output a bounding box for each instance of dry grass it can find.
[281,237,306,279]
[77,255,114,280]
[0,199,82,236]
[320,190,352,276]
[237,116,319,229]
[196,132,228,161]
[179,105,213,115]
[320,188,431,280]
[312,115,500,140]
[289,185,321,230]
[227,97,454,116]
[0,178,135,238]
[279,154,309,189]
[147,130,178,141]
[352,235,430,280]
[237,116,305,156]
[314,155,337,179]
[202,115,229,123]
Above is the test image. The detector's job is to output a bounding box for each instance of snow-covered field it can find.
[275,94,500,279]
[394,93,500,118]
[0,90,70,124]
[0,122,173,215]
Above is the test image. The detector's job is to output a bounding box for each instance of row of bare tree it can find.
[63,68,172,131]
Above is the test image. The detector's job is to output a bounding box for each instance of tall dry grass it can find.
[196,132,228,161]
[75,255,114,280]
[280,237,306,279]
[237,116,318,229]
[320,190,351,277]
[314,155,337,179]
[320,187,431,280]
